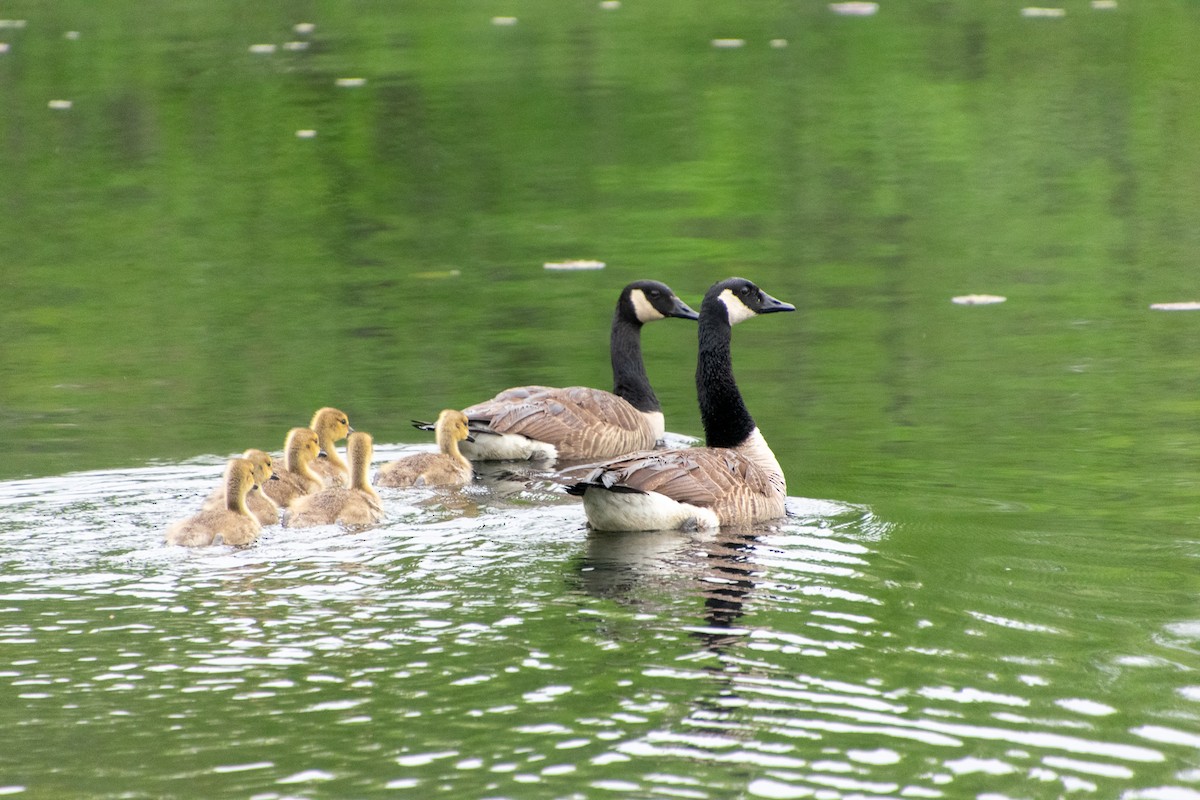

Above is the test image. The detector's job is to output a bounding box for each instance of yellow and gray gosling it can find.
[165,458,261,547]
[260,427,323,509]
[286,431,384,527]
[308,407,353,487]
[201,448,279,525]
[377,409,473,488]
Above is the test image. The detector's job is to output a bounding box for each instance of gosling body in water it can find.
[166,458,262,547]
[261,427,323,509]
[377,409,473,488]
[287,431,384,527]
[309,407,353,487]
[201,448,279,525]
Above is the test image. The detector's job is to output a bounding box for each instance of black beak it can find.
[671,297,700,320]
[759,291,795,314]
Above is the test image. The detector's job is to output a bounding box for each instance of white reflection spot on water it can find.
[276,769,335,783]
[747,778,809,799]
[919,685,1028,707]
[711,39,745,48]
[248,43,276,54]
[385,778,420,789]
[47,100,72,110]
[1132,725,1200,749]
[946,756,1016,776]
[952,294,1007,305]
[847,747,902,765]
[492,16,518,26]
[294,22,315,34]
[212,762,273,774]
[335,77,366,87]
[395,750,457,767]
[1056,698,1117,717]
[1020,6,1066,17]
[829,2,879,15]
[1042,755,1132,779]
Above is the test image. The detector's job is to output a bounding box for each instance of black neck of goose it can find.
[696,311,756,448]
[610,312,660,413]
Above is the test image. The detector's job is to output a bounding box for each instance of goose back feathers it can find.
[439,280,698,462]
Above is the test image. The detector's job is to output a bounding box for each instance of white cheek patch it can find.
[718,288,757,325]
[630,289,666,322]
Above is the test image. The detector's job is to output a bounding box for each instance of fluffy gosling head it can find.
[285,427,321,468]
[241,449,275,485]
[434,409,472,450]
[310,407,352,442]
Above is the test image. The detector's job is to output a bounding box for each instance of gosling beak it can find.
[465,433,476,443]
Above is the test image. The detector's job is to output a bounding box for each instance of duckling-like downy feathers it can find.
[378,409,474,488]
[566,277,794,531]
[418,280,698,462]
[201,448,280,525]
[287,431,384,527]
[165,458,262,547]
[309,407,352,487]
[260,427,323,509]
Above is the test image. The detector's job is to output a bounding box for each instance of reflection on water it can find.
[3,458,1198,798]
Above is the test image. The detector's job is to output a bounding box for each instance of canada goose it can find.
[260,427,323,508]
[200,448,280,525]
[309,407,352,487]
[419,280,698,462]
[287,431,384,527]
[377,409,474,488]
[165,458,262,547]
[566,277,795,531]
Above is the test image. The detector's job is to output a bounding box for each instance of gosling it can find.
[165,458,262,547]
[309,407,352,487]
[286,431,384,527]
[376,409,474,488]
[201,448,280,525]
[261,427,323,509]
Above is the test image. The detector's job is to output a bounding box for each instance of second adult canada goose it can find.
[421,280,698,462]
[566,277,795,531]
[287,432,384,527]
[165,458,262,547]
[201,448,280,525]
[261,427,323,509]
[309,407,353,487]
[377,409,474,488]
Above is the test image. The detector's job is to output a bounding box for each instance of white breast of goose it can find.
[581,488,721,533]
[459,433,558,462]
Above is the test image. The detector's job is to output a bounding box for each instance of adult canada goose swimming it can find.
[165,458,262,547]
[287,431,384,527]
[201,448,280,525]
[377,409,474,488]
[309,407,352,487]
[566,277,795,531]
[261,427,323,508]
[420,280,698,462]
